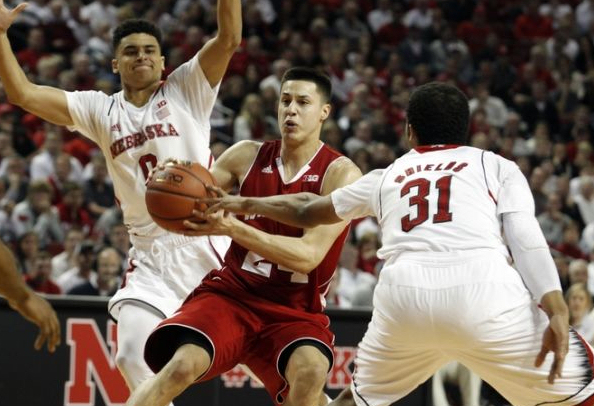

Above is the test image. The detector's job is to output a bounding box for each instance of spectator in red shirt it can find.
[16,27,48,74]
[456,5,493,56]
[25,250,61,294]
[514,0,554,42]
[57,182,93,237]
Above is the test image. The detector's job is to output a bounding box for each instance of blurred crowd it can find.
[2,0,594,362]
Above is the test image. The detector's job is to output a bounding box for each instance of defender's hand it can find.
[9,292,61,353]
[534,314,568,384]
[0,0,28,34]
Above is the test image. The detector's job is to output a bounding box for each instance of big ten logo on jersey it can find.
[155,99,170,120]
[64,319,129,406]
[302,174,319,182]
[220,346,357,389]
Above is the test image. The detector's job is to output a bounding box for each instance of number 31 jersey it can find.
[331,145,535,261]
[65,54,217,237]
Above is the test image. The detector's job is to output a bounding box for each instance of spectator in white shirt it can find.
[56,240,97,293]
[51,227,83,279]
[367,0,393,33]
[469,82,509,129]
[29,131,84,184]
[11,180,64,248]
[573,176,594,225]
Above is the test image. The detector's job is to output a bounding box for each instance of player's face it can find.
[112,33,165,88]
[278,80,330,143]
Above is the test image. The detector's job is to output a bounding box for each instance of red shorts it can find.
[145,290,335,405]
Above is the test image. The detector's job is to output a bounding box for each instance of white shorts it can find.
[108,233,230,320]
[352,249,594,406]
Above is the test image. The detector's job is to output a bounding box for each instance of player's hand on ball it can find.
[182,208,232,236]
[200,186,252,215]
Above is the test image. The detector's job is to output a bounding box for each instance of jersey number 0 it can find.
[401,175,453,232]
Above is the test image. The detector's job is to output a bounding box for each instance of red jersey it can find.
[201,140,349,313]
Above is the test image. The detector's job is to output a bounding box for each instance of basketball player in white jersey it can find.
[203,82,594,406]
[0,0,241,402]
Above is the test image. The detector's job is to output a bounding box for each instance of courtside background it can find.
[0,296,429,406]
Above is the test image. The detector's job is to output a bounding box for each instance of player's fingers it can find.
[183,219,201,229]
[205,203,222,215]
[191,209,208,220]
[11,2,28,15]
[34,328,47,351]
[48,312,61,352]
[206,185,225,197]
[534,346,548,368]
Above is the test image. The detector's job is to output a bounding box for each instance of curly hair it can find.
[407,82,469,146]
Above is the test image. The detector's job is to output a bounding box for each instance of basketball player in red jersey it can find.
[125,68,362,406]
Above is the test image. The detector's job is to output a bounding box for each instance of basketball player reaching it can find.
[204,82,594,406]
[0,240,60,353]
[0,1,241,403]
[124,68,361,406]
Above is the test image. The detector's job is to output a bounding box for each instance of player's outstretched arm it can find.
[204,157,361,228]
[186,157,362,274]
[198,0,242,88]
[0,1,73,126]
[0,241,61,352]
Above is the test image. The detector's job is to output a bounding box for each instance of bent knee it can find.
[164,356,204,386]
[288,362,329,389]
[115,347,147,374]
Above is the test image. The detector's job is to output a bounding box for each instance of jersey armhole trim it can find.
[107,98,115,116]
[238,142,265,193]
[481,151,498,205]
[378,163,394,220]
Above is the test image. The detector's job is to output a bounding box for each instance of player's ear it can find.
[112,58,119,74]
[320,104,331,122]
[160,55,165,71]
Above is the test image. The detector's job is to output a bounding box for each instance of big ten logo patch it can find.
[220,346,357,389]
[65,319,129,406]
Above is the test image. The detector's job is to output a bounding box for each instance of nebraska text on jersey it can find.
[109,123,180,158]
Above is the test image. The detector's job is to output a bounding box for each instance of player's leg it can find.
[137,291,254,406]
[115,303,165,391]
[125,343,211,406]
[455,363,481,406]
[431,364,452,406]
[328,387,354,406]
[283,343,331,406]
[457,294,594,405]
[348,281,447,406]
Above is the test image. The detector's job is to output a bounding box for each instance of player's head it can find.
[406,82,469,146]
[111,19,165,86]
[278,67,332,142]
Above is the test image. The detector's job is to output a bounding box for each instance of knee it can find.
[115,344,145,375]
[163,357,202,387]
[288,361,329,391]
[162,345,210,387]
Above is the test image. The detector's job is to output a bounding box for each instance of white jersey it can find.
[331,145,534,261]
[65,53,217,237]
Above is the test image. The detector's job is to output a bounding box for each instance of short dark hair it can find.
[280,67,332,103]
[407,82,469,146]
[112,19,162,52]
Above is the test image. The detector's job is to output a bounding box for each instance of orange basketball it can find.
[145,162,216,233]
